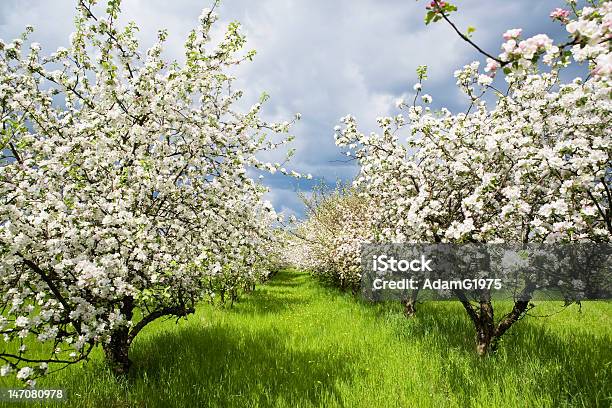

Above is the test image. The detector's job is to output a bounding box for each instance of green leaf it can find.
[445,4,458,13]
[424,10,436,25]
[467,25,476,38]
[416,65,428,80]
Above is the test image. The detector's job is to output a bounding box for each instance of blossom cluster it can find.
[291,1,611,312]
[0,0,296,382]
[498,1,611,76]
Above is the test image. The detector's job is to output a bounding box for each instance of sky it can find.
[0,0,570,217]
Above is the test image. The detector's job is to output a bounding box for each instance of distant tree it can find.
[286,183,372,292]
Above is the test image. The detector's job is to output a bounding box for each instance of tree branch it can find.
[127,305,195,345]
[18,254,72,313]
[433,0,505,65]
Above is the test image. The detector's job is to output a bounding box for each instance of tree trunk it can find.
[402,298,417,317]
[401,288,420,317]
[456,286,534,356]
[230,289,237,307]
[103,297,133,375]
[455,289,496,355]
[103,326,131,375]
[475,298,495,356]
[475,331,492,355]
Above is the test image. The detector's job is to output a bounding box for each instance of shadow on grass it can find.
[383,301,611,407]
[128,324,352,408]
[118,270,353,407]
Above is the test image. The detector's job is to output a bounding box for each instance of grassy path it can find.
[2,269,610,407]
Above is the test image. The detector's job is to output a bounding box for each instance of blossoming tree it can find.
[0,0,297,380]
[286,184,372,292]
[332,0,611,354]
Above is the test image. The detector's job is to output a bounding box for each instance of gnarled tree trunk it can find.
[103,297,133,375]
[401,288,420,318]
[455,289,534,355]
[103,325,131,375]
[102,296,196,375]
[475,298,495,356]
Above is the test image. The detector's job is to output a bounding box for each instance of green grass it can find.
[1,269,610,407]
